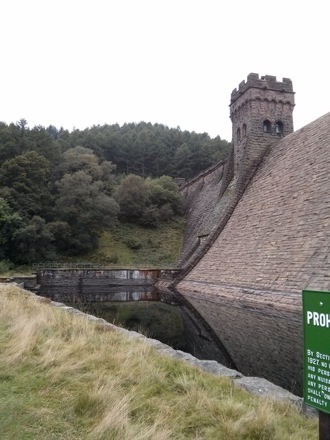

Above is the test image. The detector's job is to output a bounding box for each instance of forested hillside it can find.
[49,120,230,178]
[0,119,230,268]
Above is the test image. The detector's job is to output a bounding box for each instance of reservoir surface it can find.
[40,282,235,369]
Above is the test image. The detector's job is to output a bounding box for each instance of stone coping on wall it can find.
[11,283,316,418]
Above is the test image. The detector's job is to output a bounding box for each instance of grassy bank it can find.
[88,219,184,267]
[0,285,317,439]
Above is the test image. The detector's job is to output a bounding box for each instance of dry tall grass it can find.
[0,285,317,439]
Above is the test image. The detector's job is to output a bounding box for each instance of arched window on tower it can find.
[237,127,241,142]
[275,121,284,134]
[242,123,247,137]
[263,120,271,133]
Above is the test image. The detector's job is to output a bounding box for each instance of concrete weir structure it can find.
[37,268,171,303]
[172,74,330,395]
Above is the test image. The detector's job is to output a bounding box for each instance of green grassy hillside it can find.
[0,218,184,275]
[78,218,185,268]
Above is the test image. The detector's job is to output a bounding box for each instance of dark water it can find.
[38,282,299,393]
[81,298,188,351]
[41,284,234,367]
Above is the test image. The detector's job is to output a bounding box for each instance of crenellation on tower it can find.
[231,73,294,103]
[230,73,295,172]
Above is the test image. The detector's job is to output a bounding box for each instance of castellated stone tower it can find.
[230,73,295,172]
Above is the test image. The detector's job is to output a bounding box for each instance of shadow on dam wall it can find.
[36,268,236,370]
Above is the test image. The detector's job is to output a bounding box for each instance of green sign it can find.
[303,290,330,413]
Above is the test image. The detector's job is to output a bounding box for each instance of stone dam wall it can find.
[176,112,330,395]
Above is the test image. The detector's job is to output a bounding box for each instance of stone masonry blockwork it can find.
[175,73,330,394]
[177,112,330,394]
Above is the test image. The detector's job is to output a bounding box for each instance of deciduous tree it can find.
[0,151,51,219]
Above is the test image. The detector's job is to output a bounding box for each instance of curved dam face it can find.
[176,112,330,396]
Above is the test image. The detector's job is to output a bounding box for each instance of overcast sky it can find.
[1,0,329,141]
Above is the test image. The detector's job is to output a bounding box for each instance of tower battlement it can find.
[231,73,294,103]
[229,73,295,173]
